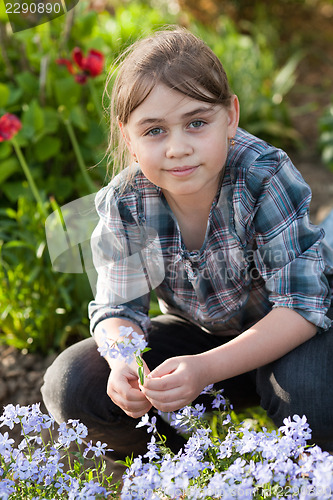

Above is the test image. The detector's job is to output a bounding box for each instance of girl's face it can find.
[120,83,239,205]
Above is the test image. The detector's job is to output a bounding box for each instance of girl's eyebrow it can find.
[135,106,216,128]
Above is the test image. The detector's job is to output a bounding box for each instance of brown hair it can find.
[104,26,233,184]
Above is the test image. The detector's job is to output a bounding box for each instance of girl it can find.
[42,27,333,480]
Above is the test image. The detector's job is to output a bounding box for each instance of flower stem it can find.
[88,79,104,124]
[11,137,48,219]
[64,119,96,194]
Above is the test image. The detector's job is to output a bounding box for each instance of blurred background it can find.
[0,0,333,368]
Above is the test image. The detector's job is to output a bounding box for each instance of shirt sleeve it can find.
[248,151,332,332]
[88,184,152,336]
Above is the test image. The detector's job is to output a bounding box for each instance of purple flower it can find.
[83,440,112,458]
[56,420,88,448]
[0,432,14,455]
[211,392,226,410]
[0,478,15,497]
[280,414,312,445]
[200,384,214,394]
[144,436,160,461]
[136,414,157,434]
[98,326,148,365]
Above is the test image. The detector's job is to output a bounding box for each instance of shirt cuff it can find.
[89,304,152,337]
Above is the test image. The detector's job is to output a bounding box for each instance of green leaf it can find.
[70,106,89,131]
[33,136,61,162]
[15,72,39,100]
[0,83,10,107]
[141,347,151,354]
[7,87,23,107]
[54,77,82,109]
[0,2,8,21]
[21,100,44,139]
[1,182,30,203]
[136,355,143,367]
[44,176,74,202]
[0,142,12,160]
[0,157,20,185]
[138,366,144,385]
[4,240,35,251]
[43,108,60,135]
[273,52,303,97]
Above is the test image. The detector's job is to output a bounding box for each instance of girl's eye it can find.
[189,120,205,129]
[146,127,163,136]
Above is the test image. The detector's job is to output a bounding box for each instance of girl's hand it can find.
[140,354,208,412]
[107,358,152,418]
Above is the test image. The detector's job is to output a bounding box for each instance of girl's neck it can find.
[162,189,217,252]
[162,168,223,218]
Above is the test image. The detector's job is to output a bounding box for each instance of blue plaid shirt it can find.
[89,128,333,336]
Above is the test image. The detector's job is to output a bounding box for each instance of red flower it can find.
[56,48,104,85]
[0,113,22,142]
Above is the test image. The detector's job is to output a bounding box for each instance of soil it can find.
[1,3,333,445]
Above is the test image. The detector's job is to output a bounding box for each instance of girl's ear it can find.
[119,121,138,162]
[227,95,240,139]
[118,121,131,150]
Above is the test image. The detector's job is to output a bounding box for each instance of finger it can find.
[148,359,178,379]
[146,395,188,413]
[110,390,152,415]
[112,382,148,402]
[124,405,152,419]
[144,385,185,404]
[143,371,183,392]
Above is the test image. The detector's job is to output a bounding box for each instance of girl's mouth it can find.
[168,165,199,177]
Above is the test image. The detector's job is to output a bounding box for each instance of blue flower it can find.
[0,432,14,455]
[136,414,157,434]
[144,436,160,461]
[83,440,112,458]
[98,326,148,366]
[200,383,214,394]
[211,392,226,410]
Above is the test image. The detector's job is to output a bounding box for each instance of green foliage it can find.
[319,102,333,171]
[0,197,91,354]
[191,18,302,147]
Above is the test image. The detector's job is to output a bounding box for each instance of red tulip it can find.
[56,47,104,85]
[0,113,22,142]
[75,48,104,77]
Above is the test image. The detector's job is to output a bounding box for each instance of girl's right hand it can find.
[107,358,152,419]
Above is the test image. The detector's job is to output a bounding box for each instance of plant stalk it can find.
[64,119,96,194]
[11,137,48,219]
[88,79,105,125]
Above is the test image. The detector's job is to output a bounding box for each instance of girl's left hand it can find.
[140,354,209,412]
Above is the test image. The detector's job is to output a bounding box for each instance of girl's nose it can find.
[165,131,193,158]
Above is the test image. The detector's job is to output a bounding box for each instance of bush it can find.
[0,198,91,354]
[319,101,333,171]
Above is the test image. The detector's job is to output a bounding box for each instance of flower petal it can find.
[72,47,84,69]
[56,58,75,74]
[84,49,104,76]
[0,113,22,141]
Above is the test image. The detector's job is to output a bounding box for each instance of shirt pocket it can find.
[204,244,251,314]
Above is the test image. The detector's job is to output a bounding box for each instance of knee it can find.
[257,333,333,446]
[41,337,107,424]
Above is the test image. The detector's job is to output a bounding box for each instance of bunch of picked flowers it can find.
[98,326,150,385]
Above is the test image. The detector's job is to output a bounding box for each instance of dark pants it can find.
[41,309,333,476]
